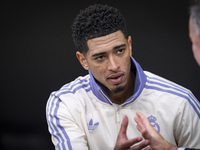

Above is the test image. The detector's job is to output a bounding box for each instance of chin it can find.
[111,86,125,94]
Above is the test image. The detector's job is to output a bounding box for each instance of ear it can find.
[76,51,89,70]
[128,36,132,56]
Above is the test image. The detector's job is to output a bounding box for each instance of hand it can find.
[134,111,178,150]
[114,115,150,150]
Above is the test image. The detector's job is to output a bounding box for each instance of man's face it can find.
[77,30,132,94]
[189,16,200,66]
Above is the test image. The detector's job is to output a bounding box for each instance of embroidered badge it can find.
[147,115,160,133]
[87,119,99,131]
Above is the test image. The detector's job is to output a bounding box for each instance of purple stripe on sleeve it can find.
[145,84,200,119]
[46,96,62,150]
[54,98,73,150]
[148,78,200,111]
[47,96,73,150]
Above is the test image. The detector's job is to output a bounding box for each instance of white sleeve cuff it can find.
[178,148,185,150]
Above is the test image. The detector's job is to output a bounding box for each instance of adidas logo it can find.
[87,119,99,131]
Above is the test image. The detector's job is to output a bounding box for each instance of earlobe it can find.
[76,51,89,70]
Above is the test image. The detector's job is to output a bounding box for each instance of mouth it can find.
[107,73,124,85]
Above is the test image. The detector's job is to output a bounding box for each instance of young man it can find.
[46,4,200,150]
[134,0,200,150]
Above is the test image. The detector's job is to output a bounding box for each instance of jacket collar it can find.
[89,57,147,106]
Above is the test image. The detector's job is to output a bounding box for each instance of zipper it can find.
[100,90,136,124]
[115,107,121,124]
[100,90,119,124]
[99,90,117,123]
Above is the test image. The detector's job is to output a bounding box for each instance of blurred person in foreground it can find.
[134,0,200,150]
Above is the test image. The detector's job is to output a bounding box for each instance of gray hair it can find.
[190,0,200,35]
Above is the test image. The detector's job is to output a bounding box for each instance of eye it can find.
[95,55,104,60]
[117,49,125,54]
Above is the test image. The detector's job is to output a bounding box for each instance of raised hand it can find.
[114,115,150,150]
[134,111,178,150]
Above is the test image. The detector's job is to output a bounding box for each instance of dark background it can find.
[1,0,200,149]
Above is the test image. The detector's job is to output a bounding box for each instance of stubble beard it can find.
[111,85,125,94]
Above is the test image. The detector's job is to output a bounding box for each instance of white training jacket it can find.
[46,57,200,150]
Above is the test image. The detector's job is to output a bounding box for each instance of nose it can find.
[108,56,119,72]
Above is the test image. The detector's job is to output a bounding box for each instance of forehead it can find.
[87,30,127,55]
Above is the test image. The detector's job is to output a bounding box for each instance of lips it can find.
[107,73,124,85]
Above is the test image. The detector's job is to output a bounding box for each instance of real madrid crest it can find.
[147,115,160,133]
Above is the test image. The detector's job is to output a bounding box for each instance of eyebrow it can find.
[92,52,106,57]
[92,44,126,57]
[113,44,126,50]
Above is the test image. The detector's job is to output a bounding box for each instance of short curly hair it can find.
[72,4,128,54]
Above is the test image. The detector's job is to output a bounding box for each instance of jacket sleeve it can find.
[178,148,200,150]
[175,92,200,148]
[46,94,88,150]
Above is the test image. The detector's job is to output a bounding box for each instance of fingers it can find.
[130,139,150,150]
[114,115,129,150]
[144,147,152,150]
[134,114,146,135]
[124,137,143,148]
[119,136,149,150]
[134,111,151,139]
[136,111,151,126]
[119,115,129,138]
[119,115,150,149]
[115,136,149,150]
[134,116,143,132]
[115,115,150,150]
